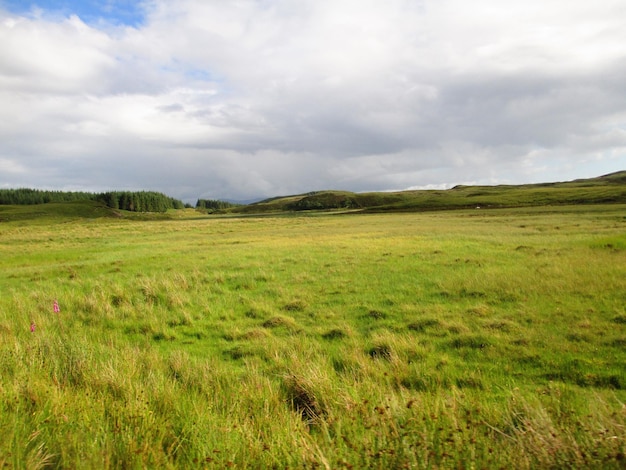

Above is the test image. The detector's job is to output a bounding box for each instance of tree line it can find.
[0,188,95,205]
[0,188,185,213]
[98,191,186,212]
[195,199,240,211]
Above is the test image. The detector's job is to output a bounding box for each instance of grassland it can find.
[1,204,625,468]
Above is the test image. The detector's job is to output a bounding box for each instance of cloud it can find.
[1,0,625,201]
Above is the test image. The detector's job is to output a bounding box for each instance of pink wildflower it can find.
[30,322,36,332]
[53,300,60,313]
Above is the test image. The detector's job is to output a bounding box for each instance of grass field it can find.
[1,204,625,468]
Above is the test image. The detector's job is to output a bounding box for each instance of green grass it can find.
[1,205,625,468]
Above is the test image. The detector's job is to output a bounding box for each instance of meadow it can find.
[0,204,625,468]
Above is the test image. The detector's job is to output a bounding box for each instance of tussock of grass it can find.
[407,318,441,331]
[612,314,626,324]
[485,319,518,332]
[240,328,271,340]
[262,315,298,330]
[282,299,307,312]
[368,343,393,360]
[449,334,491,349]
[282,374,327,423]
[321,328,349,340]
[366,309,388,320]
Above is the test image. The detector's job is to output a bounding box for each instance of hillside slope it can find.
[0,200,123,223]
[232,171,626,213]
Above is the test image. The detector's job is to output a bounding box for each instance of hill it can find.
[0,200,122,223]
[1,172,624,220]
[0,200,195,223]
[231,171,626,214]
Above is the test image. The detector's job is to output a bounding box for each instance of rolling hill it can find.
[230,171,626,214]
[1,171,624,221]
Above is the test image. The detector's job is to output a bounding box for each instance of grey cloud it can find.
[1,0,625,201]
[157,103,185,113]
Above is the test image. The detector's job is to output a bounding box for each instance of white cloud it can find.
[0,14,115,93]
[1,0,625,201]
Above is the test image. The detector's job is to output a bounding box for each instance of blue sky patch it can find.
[1,0,146,27]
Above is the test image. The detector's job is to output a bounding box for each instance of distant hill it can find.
[230,171,626,214]
[1,172,624,221]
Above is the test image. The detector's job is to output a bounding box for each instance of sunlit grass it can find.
[0,205,625,468]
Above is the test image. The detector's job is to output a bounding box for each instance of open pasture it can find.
[1,205,625,468]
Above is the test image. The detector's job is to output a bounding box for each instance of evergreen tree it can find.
[0,188,185,213]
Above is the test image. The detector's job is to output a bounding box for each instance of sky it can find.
[1,0,625,203]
